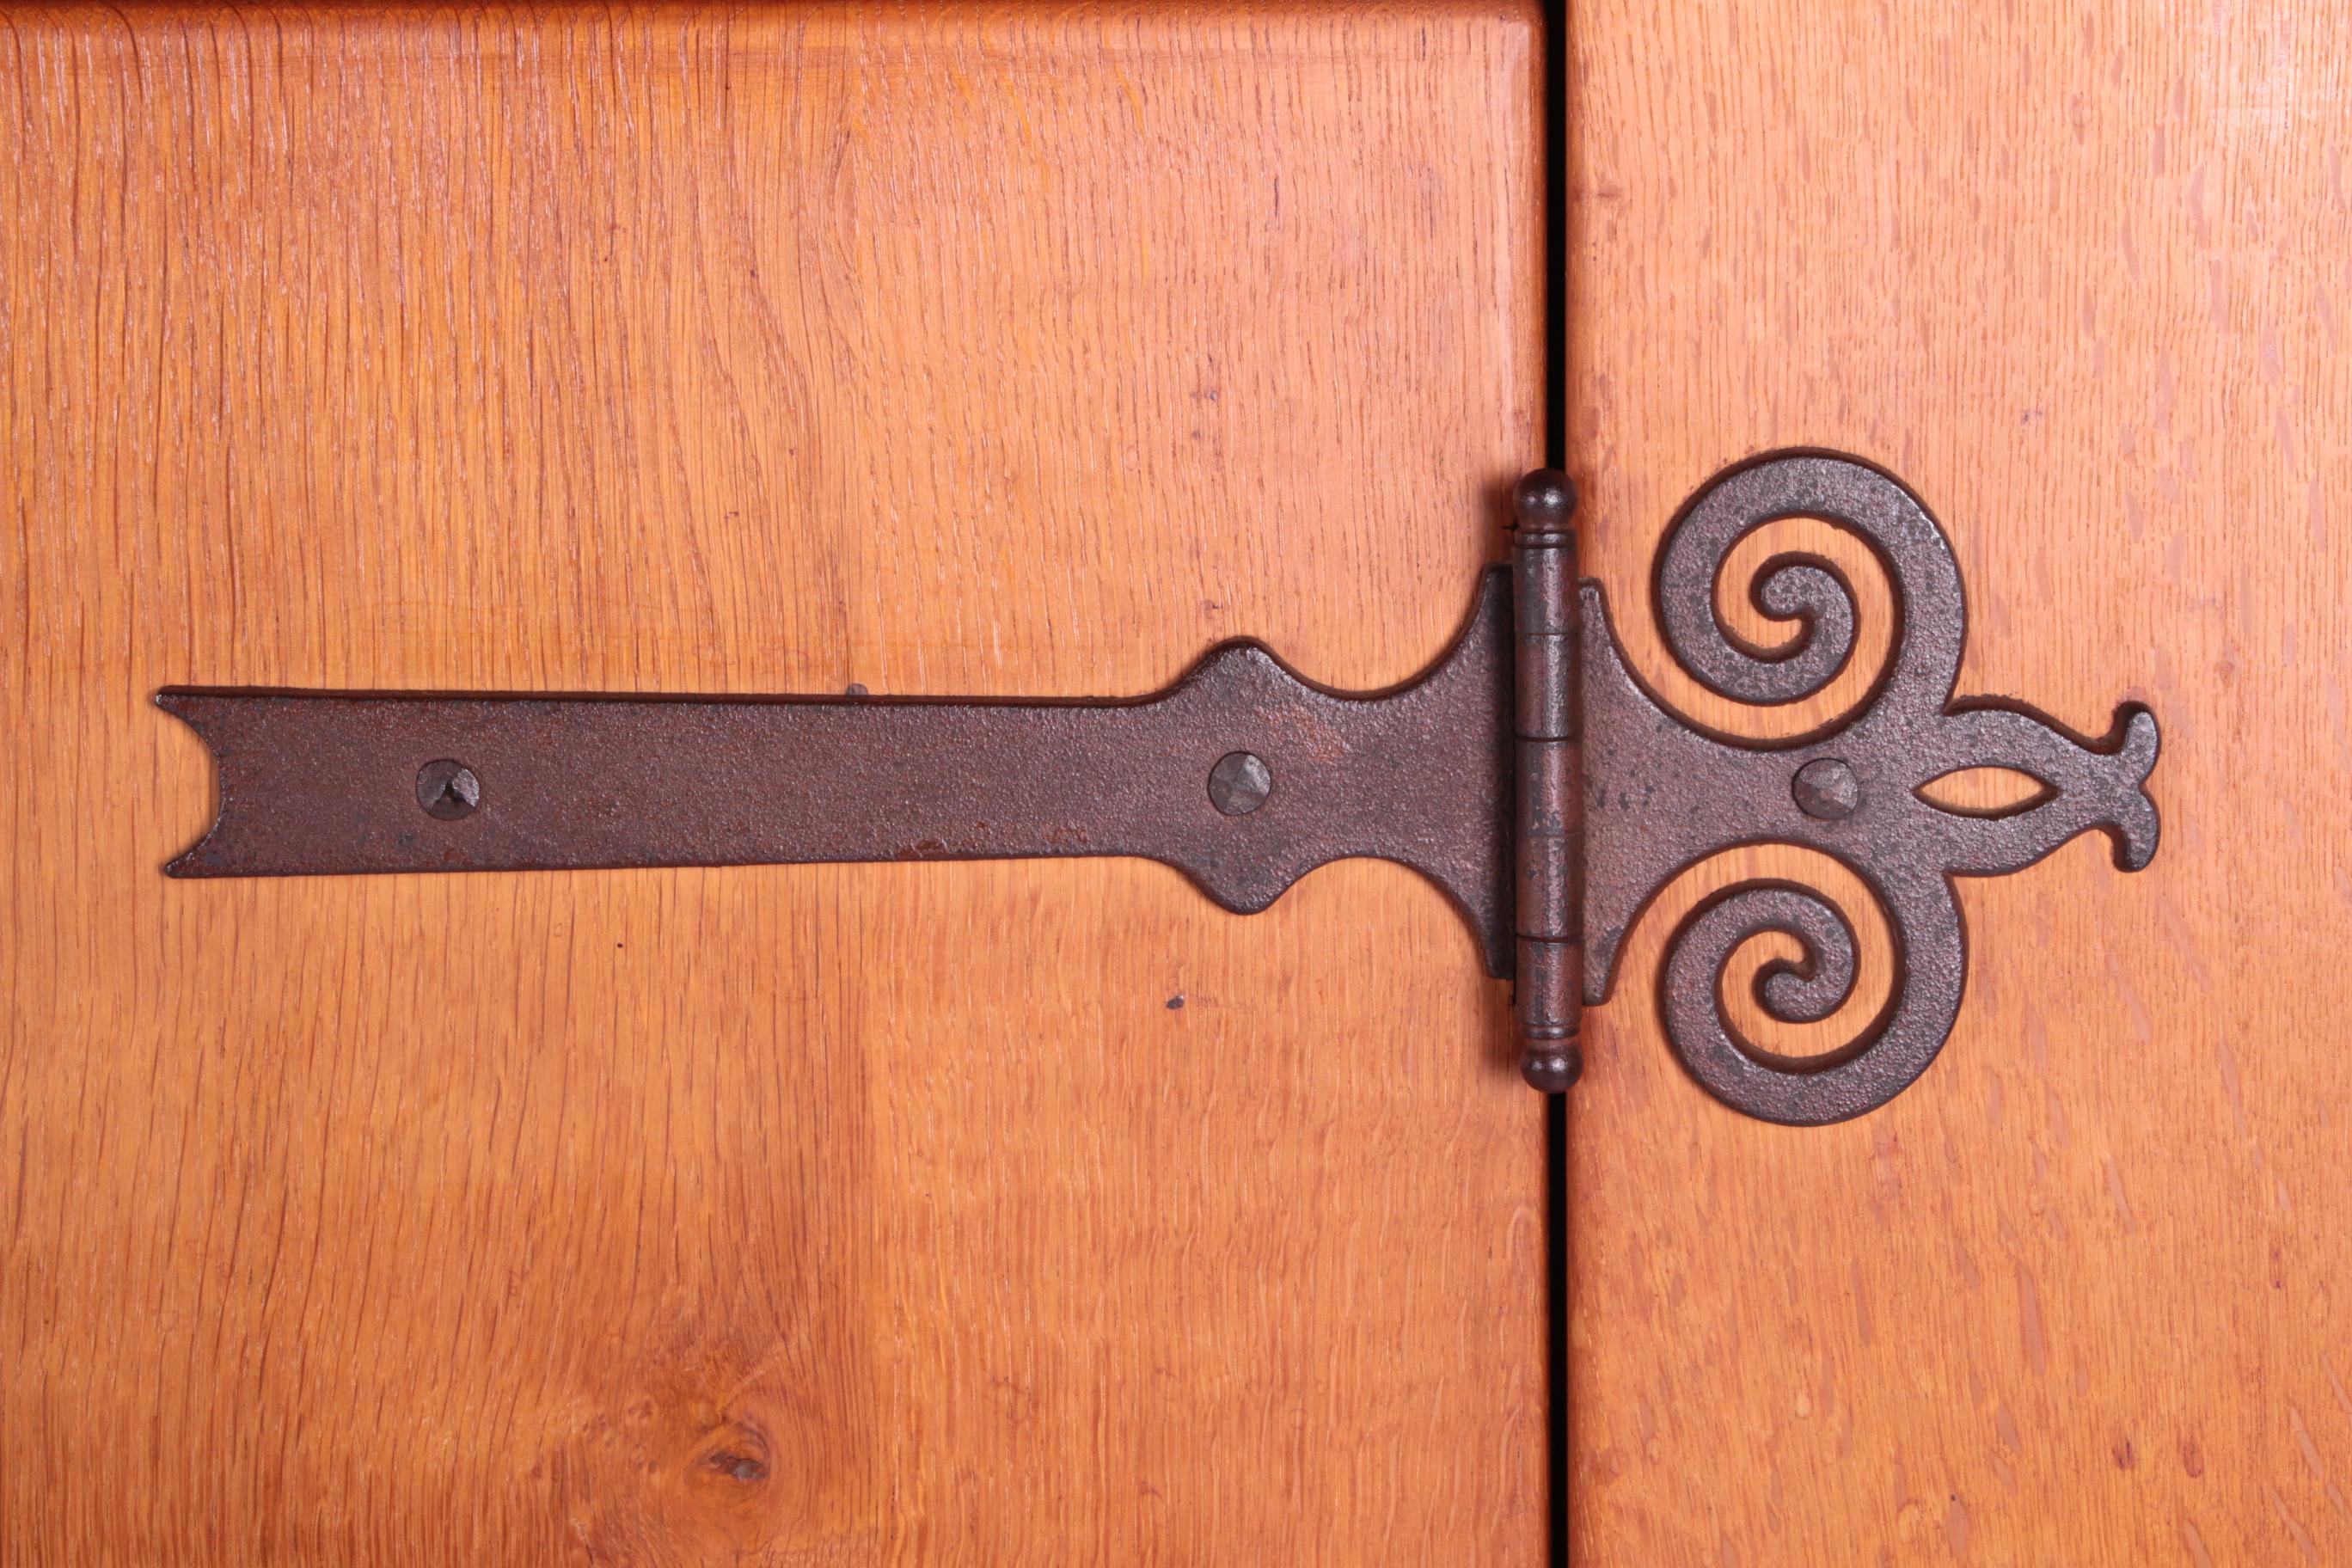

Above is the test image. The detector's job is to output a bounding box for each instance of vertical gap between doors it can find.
[1540,1,1571,1561]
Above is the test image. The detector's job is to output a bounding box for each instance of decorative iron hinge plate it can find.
[158,452,2159,1124]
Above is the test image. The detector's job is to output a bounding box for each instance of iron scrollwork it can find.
[1582,453,2160,1124]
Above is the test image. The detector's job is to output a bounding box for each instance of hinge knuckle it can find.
[1510,469,1585,1092]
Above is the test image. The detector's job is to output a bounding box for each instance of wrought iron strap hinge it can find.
[157,452,2160,1125]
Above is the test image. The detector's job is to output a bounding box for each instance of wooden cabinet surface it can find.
[0,7,1547,1563]
[1568,3,2351,1563]
[5,3,2347,1565]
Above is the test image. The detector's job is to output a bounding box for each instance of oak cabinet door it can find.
[13,3,2343,1565]
[1,7,1547,1563]
[1567,3,2351,1564]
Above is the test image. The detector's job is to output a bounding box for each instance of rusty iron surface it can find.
[160,570,1518,979]
[155,455,2165,1121]
[1581,452,2160,1124]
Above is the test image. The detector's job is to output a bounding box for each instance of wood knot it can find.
[697,1419,772,1486]
[707,1449,769,1484]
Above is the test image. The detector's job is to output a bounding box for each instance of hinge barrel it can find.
[1509,471,1583,1092]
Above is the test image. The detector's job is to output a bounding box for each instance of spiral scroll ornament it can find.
[1580,453,2160,1124]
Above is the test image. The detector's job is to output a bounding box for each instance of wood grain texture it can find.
[0,5,1548,1563]
[1567,2,2352,1563]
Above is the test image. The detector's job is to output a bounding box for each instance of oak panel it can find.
[0,6,1548,1563]
[1567,3,2352,1562]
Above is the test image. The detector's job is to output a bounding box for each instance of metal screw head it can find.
[416,759,481,820]
[1791,757,1860,820]
[1208,751,1271,816]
